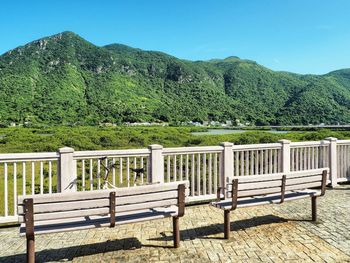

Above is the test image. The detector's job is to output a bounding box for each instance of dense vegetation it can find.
[1,126,350,153]
[0,31,350,126]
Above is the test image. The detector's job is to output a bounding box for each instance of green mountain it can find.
[0,31,349,125]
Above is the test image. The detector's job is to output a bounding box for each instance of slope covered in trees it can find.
[0,31,349,125]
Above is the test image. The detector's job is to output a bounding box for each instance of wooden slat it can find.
[18,207,110,223]
[18,181,189,204]
[286,175,322,186]
[18,198,110,214]
[237,187,283,198]
[233,173,283,183]
[230,180,282,191]
[285,181,322,191]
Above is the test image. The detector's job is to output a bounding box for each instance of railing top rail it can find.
[337,139,350,145]
[290,141,330,147]
[232,143,281,151]
[0,152,59,163]
[163,145,223,155]
[74,149,150,159]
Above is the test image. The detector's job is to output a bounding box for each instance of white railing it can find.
[337,140,350,182]
[290,141,329,171]
[1,137,349,224]
[163,146,223,202]
[74,149,150,190]
[0,152,59,223]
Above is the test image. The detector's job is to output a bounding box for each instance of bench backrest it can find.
[18,181,189,224]
[226,168,329,199]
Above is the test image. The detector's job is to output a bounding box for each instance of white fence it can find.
[0,137,349,224]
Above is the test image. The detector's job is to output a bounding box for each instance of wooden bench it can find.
[18,180,189,263]
[210,169,328,239]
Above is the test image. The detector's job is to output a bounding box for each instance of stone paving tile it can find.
[0,184,349,262]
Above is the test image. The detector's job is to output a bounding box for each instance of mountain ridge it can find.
[0,31,349,125]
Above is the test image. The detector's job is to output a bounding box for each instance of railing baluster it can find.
[237,152,239,176]
[97,159,101,190]
[167,155,171,183]
[13,163,17,216]
[112,158,116,186]
[269,149,273,173]
[291,148,294,171]
[89,159,93,190]
[191,154,195,197]
[49,161,52,194]
[173,155,177,182]
[255,150,259,174]
[179,155,183,181]
[251,150,254,175]
[245,151,249,176]
[273,149,277,173]
[214,153,218,195]
[260,150,264,174]
[119,157,123,186]
[185,154,189,181]
[140,157,144,184]
[208,153,212,195]
[31,162,35,195]
[133,157,137,186]
[240,151,244,176]
[4,163,8,217]
[126,157,130,187]
[22,162,26,195]
[40,162,44,194]
[197,153,201,196]
[264,149,268,174]
[82,160,85,191]
[203,153,206,195]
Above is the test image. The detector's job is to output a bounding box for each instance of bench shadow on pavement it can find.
[147,214,288,244]
[0,237,142,263]
[0,215,288,262]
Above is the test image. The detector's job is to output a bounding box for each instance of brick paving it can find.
[0,184,349,262]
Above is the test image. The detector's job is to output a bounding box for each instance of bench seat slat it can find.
[211,190,321,210]
[19,207,178,236]
[18,181,189,204]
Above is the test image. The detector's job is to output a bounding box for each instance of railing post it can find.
[220,142,234,189]
[57,147,77,192]
[278,139,291,173]
[325,137,338,187]
[148,144,164,184]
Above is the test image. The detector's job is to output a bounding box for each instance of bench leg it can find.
[173,217,180,248]
[224,210,230,239]
[27,236,35,263]
[311,196,317,222]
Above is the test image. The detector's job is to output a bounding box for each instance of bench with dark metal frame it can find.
[211,168,328,239]
[18,180,189,263]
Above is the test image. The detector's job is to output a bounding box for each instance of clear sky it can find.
[0,0,349,74]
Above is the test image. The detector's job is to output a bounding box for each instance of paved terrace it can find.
[0,184,349,263]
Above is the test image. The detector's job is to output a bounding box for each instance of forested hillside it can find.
[0,31,349,125]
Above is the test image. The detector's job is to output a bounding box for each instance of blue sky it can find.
[0,0,349,74]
